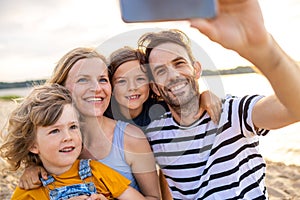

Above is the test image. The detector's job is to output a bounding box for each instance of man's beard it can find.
[156,77,200,110]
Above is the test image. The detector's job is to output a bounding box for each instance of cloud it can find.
[0,0,121,82]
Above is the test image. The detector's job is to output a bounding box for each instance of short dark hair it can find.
[137,29,196,80]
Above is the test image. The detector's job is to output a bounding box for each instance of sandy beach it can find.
[0,100,300,200]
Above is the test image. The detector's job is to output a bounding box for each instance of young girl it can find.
[0,84,145,200]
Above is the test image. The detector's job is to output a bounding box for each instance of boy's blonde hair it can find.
[0,83,74,171]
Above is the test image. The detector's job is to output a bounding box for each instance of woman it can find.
[20,47,160,200]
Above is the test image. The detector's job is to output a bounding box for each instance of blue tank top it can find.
[99,121,140,191]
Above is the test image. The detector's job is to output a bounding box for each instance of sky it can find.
[0,0,299,82]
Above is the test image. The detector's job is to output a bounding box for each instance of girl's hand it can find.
[195,90,222,124]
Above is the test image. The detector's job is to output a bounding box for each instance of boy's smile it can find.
[30,104,82,175]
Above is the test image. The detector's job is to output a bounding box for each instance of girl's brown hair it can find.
[108,46,145,84]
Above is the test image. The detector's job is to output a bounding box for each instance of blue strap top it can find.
[99,120,140,191]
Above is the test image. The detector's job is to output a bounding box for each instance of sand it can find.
[0,100,299,200]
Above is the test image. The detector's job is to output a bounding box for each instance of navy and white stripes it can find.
[145,95,269,199]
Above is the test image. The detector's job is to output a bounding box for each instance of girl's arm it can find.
[196,90,222,123]
[123,124,161,200]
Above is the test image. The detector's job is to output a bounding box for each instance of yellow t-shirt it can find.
[11,159,131,200]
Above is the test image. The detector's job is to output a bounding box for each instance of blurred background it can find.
[0,0,299,82]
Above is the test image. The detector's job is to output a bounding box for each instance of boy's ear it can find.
[150,81,161,97]
[29,143,39,154]
[193,61,202,79]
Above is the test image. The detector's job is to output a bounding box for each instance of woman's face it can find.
[64,57,112,117]
[111,60,150,117]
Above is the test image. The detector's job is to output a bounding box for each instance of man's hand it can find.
[189,0,270,61]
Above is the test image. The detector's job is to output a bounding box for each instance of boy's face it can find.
[30,104,82,175]
[111,59,150,117]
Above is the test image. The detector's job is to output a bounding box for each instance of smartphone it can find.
[119,0,217,23]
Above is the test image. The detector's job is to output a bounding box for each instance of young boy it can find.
[0,83,145,200]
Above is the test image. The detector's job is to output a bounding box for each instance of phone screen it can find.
[119,0,217,23]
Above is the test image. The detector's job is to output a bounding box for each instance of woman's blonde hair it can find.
[0,83,74,171]
[47,47,108,85]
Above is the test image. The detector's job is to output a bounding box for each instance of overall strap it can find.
[40,175,55,187]
[79,159,92,180]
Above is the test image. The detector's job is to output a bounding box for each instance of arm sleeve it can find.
[11,186,48,200]
[229,94,270,137]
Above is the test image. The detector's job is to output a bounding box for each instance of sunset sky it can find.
[0,0,299,82]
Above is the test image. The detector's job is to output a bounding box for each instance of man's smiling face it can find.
[149,42,201,107]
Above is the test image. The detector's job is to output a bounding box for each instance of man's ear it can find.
[150,81,161,96]
[29,143,39,154]
[193,61,202,79]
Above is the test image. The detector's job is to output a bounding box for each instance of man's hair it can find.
[0,84,74,171]
[137,29,196,80]
[47,47,108,86]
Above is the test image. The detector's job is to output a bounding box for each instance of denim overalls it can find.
[40,159,97,200]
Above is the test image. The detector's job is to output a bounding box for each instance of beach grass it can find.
[0,95,22,101]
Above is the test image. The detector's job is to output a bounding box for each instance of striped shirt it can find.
[145,95,269,200]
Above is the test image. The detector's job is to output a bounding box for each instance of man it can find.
[138,0,300,199]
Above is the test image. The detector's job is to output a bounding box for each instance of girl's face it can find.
[64,58,112,118]
[112,60,150,118]
[30,104,82,175]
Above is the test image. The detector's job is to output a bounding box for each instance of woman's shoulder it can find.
[123,123,145,139]
[123,123,150,150]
